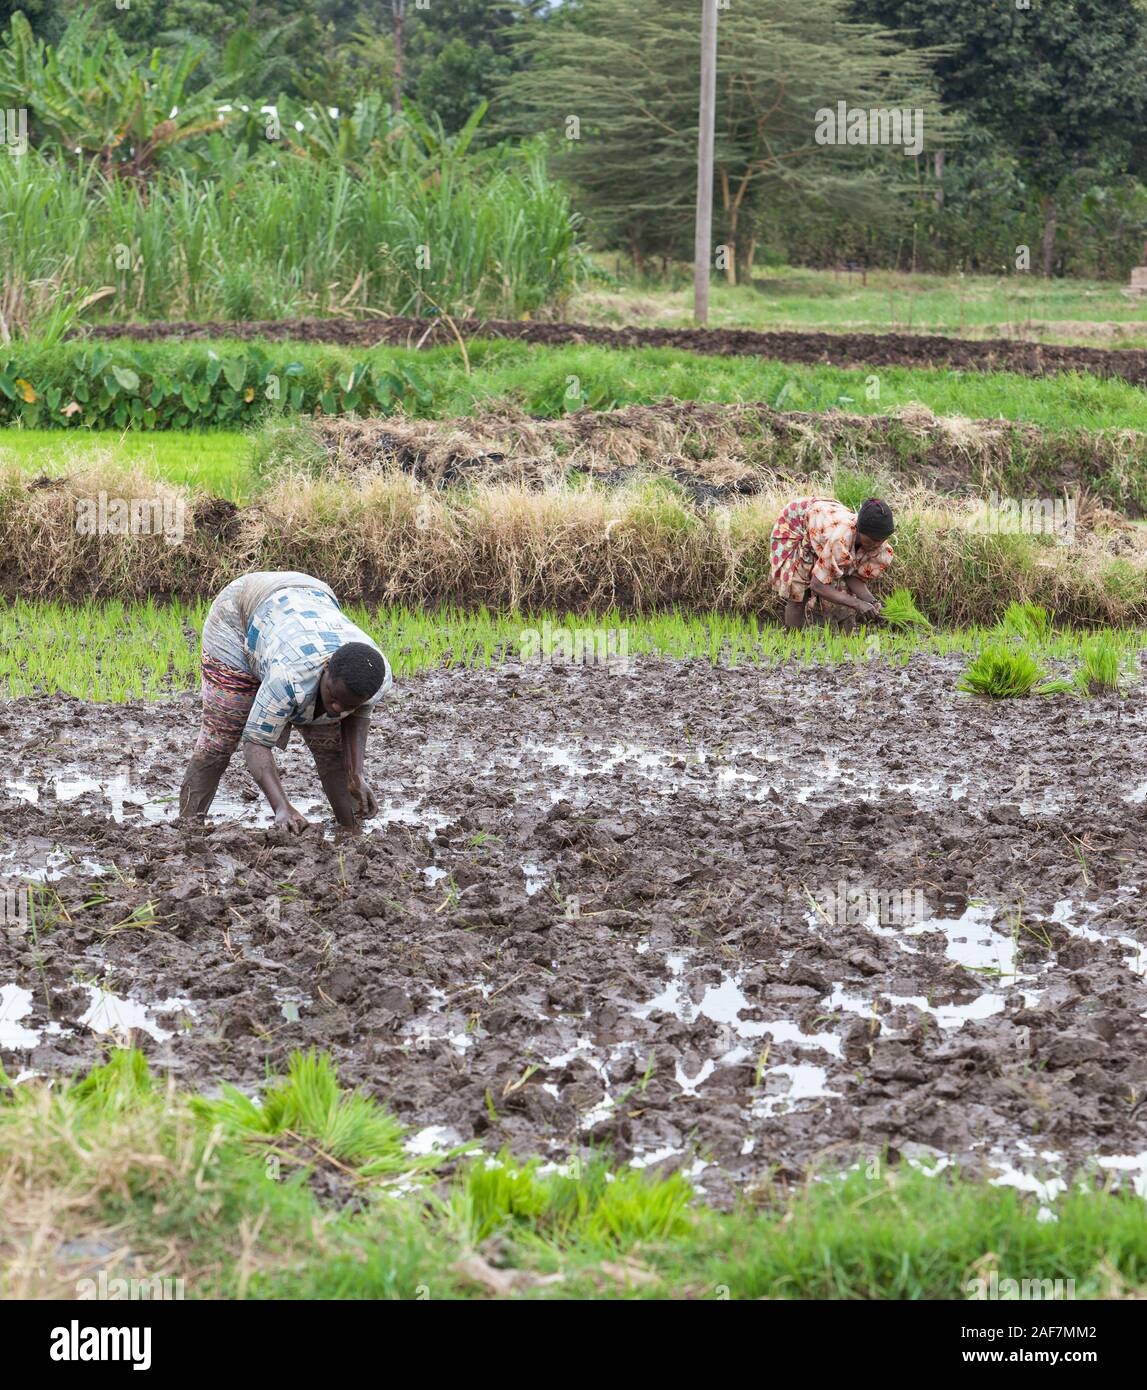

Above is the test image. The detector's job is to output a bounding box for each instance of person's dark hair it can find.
[857,497,894,540]
[329,642,387,698]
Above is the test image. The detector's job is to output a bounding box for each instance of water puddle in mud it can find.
[751,1064,840,1117]
[913,903,1021,976]
[0,984,41,1049]
[78,985,196,1043]
[0,979,196,1050]
[405,1124,464,1157]
[0,847,110,883]
[4,770,450,840]
[505,740,986,813]
[522,862,547,897]
[1051,898,1145,977]
[636,963,842,1056]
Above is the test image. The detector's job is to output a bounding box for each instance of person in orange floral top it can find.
[769,496,895,629]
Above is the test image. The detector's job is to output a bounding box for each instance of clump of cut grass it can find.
[454,1151,692,1248]
[880,587,932,629]
[1072,632,1124,695]
[958,644,1073,698]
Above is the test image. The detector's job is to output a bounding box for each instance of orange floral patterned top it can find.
[769,497,893,602]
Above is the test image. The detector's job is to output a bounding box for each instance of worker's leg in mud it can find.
[300,723,358,830]
[822,581,858,632]
[179,657,259,822]
[179,747,235,820]
[784,597,808,629]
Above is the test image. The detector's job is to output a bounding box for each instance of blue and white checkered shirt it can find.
[242,585,391,747]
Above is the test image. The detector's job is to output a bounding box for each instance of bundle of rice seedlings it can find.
[880,588,932,629]
[1072,632,1123,696]
[997,601,1052,641]
[958,645,1073,698]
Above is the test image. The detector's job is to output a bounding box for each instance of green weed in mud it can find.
[1073,632,1126,695]
[3,1050,1147,1300]
[0,598,1141,701]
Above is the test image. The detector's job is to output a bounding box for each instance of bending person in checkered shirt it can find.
[179,571,392,834]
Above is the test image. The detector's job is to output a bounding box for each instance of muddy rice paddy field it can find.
[2,654,1145,1209]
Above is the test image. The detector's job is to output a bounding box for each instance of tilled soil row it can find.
[79,316,1147,387]
[1,657,1145,1206]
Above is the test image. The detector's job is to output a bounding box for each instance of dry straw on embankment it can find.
[293,403,1147,515]
[0,459,1144,627]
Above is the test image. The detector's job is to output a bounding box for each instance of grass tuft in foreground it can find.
[2,1050,1146,1300]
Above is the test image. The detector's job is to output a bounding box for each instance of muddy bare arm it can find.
[341,710,378,819]
[845,576,880,612]
[810,576,876,615]
[242,742,308,833]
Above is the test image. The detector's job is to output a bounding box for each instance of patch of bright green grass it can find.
[880,588,933,630]
[3,1049,1145,1300]
[0,599,1140,702]
[958,644,1076,698]
[192,1050,469,1180]
[1072,632,1126,695]
[0,428,254,500]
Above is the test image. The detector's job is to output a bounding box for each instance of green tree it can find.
[849,0,1147,274]
[504,0,946,279]
[401,0,545,132]
[0,10,225,177]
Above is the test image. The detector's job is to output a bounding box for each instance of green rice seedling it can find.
[997,601,1052,641]
[1072,632,1123,695]
[879,587,932,630]
[0,598,1140,700]
[454,1150,691,1248]
[958,644,1072,698]
[192,1049,457,1179]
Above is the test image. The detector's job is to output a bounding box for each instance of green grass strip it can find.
[2,1049,1144,1300]
[0,599,1141,703]
[4,338,1147,431]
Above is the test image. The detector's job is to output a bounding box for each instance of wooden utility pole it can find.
[392,0,407,115]
[693,0,718,324]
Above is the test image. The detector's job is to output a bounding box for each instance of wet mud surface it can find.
[2,657,1146,1204]
[81,316,1147,387]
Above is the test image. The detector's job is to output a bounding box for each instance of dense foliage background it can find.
[1,0,1145,309]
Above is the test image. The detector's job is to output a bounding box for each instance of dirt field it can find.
[80,316,1147,387]
[2,656,1145,1206]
